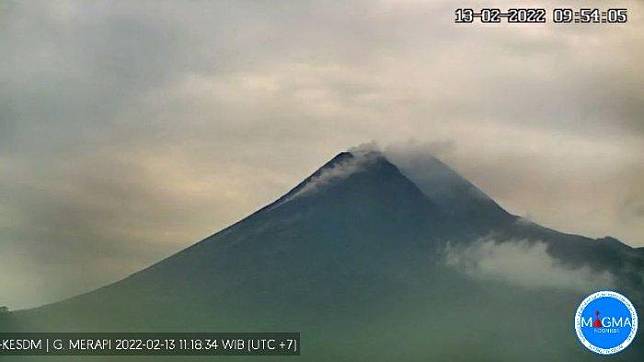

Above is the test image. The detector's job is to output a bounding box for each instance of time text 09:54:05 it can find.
[454,8,627,24]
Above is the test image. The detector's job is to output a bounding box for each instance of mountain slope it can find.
[8,152,457,328]
[389,152,513,225]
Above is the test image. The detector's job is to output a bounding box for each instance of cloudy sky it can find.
[1,0,643,309]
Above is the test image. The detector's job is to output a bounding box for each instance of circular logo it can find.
[574,291,638,355]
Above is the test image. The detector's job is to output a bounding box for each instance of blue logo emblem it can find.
[575,291,638,354]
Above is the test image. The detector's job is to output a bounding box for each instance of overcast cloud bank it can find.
[1,0,641,308]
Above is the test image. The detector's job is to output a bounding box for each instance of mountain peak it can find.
[269,150,387,207]
[265,147,512,227]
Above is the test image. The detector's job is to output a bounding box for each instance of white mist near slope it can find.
[445,239,615,291]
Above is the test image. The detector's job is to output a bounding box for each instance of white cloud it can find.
[445,239,615,291]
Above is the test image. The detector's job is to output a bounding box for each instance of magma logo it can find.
[575,291,638,355]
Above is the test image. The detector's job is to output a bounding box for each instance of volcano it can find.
[2,150,642,361]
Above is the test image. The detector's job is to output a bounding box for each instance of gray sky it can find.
[1,0,642,309]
